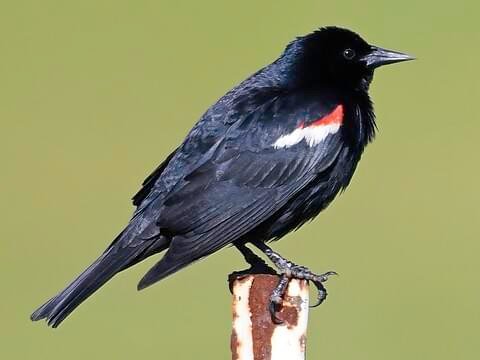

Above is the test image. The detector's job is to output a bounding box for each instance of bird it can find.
[31,26,413,327]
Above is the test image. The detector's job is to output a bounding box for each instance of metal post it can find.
[230,274,309,360]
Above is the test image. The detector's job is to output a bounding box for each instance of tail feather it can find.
[137,256,184,290]
[31,237,168,328]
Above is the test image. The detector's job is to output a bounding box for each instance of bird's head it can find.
[283,27,414,90]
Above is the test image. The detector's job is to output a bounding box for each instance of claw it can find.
[314,270,338,283]
[324,271,339,277]
[269,299,284,324]
[268,274,290,324]
[310,280,327,308]
[309,271,337,307]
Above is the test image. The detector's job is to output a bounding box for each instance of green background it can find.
[1,1,478,359]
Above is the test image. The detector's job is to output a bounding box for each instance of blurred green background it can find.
[1,1,478,359]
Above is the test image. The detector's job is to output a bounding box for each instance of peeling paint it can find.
[230,274,309,360]
[231,276,254,360]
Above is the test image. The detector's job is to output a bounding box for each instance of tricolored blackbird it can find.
[31,27,413,327]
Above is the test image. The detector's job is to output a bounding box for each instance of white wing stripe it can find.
[272,123,341,149]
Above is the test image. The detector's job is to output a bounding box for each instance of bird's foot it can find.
[256,244,337,323]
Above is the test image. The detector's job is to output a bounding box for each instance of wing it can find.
[138,92,346,288]
[132,148,178,207]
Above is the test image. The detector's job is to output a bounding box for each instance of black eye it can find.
[343,48,356,60]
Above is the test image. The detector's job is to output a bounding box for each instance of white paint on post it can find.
[231,276,255,360]
[270,280,309,360]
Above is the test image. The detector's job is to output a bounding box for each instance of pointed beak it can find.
[361,46,415,69]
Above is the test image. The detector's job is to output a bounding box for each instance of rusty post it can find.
[230,274,309,360]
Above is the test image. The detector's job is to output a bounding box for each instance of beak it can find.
[361,46,415,69]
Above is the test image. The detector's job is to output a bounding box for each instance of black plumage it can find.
[31,27,413,327]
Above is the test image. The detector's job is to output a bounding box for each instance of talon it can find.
[269,300,284,324]
[325,271,339,277]
[268,273,290,324]
[314,270,338,283]
[310,280,327,308]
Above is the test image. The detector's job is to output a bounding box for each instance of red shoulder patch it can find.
[307,105,344,128]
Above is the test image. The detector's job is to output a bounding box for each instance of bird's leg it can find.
[228,243,277,292]
[251,241,337,322]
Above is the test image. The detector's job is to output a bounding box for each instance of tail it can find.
[31,236,168,328]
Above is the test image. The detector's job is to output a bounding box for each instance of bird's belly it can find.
[247,148,359,242]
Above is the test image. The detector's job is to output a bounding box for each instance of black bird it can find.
[31,27,413,327]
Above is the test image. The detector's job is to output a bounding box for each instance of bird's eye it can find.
[343,48,356,60]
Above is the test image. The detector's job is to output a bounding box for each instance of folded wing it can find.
[137,93,345,289]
